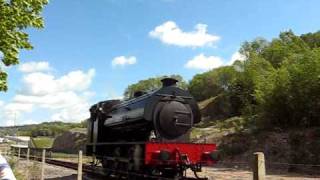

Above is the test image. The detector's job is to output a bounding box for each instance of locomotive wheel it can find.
[162,168,184,179]
[102,159,114,176]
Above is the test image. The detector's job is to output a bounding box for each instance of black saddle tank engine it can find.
[87,78,201,144]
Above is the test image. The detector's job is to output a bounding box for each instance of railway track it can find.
[45,159,208,180]
[33,157,108,178]
[14,155,207,179]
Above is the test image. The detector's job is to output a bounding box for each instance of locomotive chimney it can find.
[161,78,178,87]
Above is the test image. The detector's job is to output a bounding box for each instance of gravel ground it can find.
[188,167,320,180]
[12,159,320,180]
[15,159,77,180]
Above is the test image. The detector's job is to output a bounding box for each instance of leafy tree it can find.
[80,119,87,128]
[190,30,320,130]
[124,75,187,98]
[228,55,275,116]
[240,38,269,59]
[301,31,320,48]
[0,0,48,91]
[255,49,320,128]
[188,66,238,101]
[262,31,310,68]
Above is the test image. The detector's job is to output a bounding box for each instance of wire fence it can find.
[2,146,320,180]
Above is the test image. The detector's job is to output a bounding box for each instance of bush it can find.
[255,50,320,128]
[219,133,251,157]
[289,129,320,165]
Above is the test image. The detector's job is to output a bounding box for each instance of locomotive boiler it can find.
[86,78,218,179]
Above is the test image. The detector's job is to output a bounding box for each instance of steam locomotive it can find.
[86,78,218,179]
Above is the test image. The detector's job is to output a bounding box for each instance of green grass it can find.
[31,137,54,148]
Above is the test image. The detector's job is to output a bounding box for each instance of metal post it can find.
[77,150,83,180]
[41,149,46,180]
[253,152,266,180]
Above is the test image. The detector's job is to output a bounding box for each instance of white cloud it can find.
[50,103,90,122]
[112,56,137,67]
[21,119,37,125]
[19,61,51,73]
[5,120,15,127]
[1,106,24,126]
[185,54,224,71]
[185,51,247,71]
[21,69,95,96]
[0,100,4,107]
[227,51,246,65]
[13,91,86,110]
[2,67,96,125]
[4,103,34,113]
[149,21,220,47]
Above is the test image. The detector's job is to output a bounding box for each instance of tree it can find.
[261,31,310,68]
[188,30,320,129]
[240,38,269,59]
[124,75,187,98]
[255,49,320,128]
[0,0,48,91]
[301,31,320,49]
[230,54,275,116]
[188,66,238,101]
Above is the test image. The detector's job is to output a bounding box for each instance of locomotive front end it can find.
[144,78,201,140]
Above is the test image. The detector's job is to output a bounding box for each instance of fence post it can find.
[41,149,46,180]
[18,147,21,160]
[77,150,83,180]
[26,148,30,180]
[253,152,266,180]
[27,148,30,163]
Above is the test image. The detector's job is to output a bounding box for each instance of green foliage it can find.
[124,75,187,98]
[240,37,269,58]
[80,119,87,128]
[0,0,48,91]
[261,31,310,68]
[190,30,320,129]
[189,66,238,101]
[301,31,320,49]
[256,49,320,128]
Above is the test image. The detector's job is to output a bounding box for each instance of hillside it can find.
[0,121,85,137]
[52,128,87,154]
[193,97,320,174]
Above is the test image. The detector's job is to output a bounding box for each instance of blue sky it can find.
[1,0,320,126]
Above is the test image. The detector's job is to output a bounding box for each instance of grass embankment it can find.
[31,137,54,149]
[191,116,247,142]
